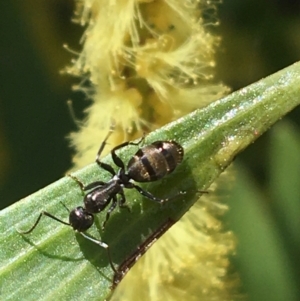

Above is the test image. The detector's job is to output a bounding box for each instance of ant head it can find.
[69,206,94,232]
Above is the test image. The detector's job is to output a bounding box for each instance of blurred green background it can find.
[0,1,300,301]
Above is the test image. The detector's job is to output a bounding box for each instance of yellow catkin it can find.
[67,0,229,167]
[67,1,239,300]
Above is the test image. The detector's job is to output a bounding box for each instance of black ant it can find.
[71,127,185,229]
[18,128,184,274]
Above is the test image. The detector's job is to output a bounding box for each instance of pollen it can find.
[67,0,228,168]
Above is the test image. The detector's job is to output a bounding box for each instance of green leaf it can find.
[268,121,300,250]
[1,61,300,300]
[224,121,300,301]
[226,163,299,301]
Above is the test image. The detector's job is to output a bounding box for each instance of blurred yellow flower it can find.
[67,0,229,167]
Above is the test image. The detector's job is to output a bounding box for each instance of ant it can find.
[18,127,184,274]
[71,127,185,229]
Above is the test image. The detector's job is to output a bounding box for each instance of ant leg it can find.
[131,184,165,203]
[95,161,116,176]
[95,126,116,176]
[68,174,106,192]
[79,232,118,274]
[68,174,86,193]
[84,181,106,191]
[95,125,115,160]
[17,211,70,234]
[102,196,118,230]
[131,184,188,204]
[111,135,146,169]
[118,191,130,212]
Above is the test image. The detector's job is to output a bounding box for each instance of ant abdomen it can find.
[127,141,184,182]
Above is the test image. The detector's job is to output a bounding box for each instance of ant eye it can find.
[69,207,94,232]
